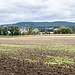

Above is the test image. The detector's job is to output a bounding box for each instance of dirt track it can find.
[13,34,75,37]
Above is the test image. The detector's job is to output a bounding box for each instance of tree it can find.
[8,25,15,35]
[54,27,73,34]
[0,27,2,35]
[53,30,58,34]
[14,25,20,35]
[26,27,34,35]
[2,26,8,35]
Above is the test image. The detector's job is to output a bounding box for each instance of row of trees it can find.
[0,25,20,35]
[53,27,73,34]
[0,25,73,35]
[0,26,40,35]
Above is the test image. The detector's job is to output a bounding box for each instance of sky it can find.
[0,0,75,24]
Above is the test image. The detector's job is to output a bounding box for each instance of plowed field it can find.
[0,35,75,75]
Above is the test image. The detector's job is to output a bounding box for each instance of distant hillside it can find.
[0,21,75,28]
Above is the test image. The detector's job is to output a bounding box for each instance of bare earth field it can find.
[0,35,75,75]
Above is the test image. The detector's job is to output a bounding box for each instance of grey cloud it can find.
[0,0,75,24]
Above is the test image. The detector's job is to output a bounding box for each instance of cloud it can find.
[0,0,75,24]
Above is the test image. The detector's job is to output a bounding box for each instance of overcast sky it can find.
[0,0,75,24]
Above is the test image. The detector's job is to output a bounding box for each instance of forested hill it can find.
[0,21,75,28]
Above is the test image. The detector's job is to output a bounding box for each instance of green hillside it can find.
[0,21,75,28]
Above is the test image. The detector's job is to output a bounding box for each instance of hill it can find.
[0,21,75,28]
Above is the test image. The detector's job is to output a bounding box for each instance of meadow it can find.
[0,35,75,75]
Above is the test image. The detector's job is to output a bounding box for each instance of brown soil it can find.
[0,36,75,75]
[0,37,75,45]
[0,54,75,75]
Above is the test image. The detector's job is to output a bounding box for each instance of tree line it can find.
[0,25,20,35]
[0,25,40,35]
[53,27,73,34]
[0,25,73,35]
